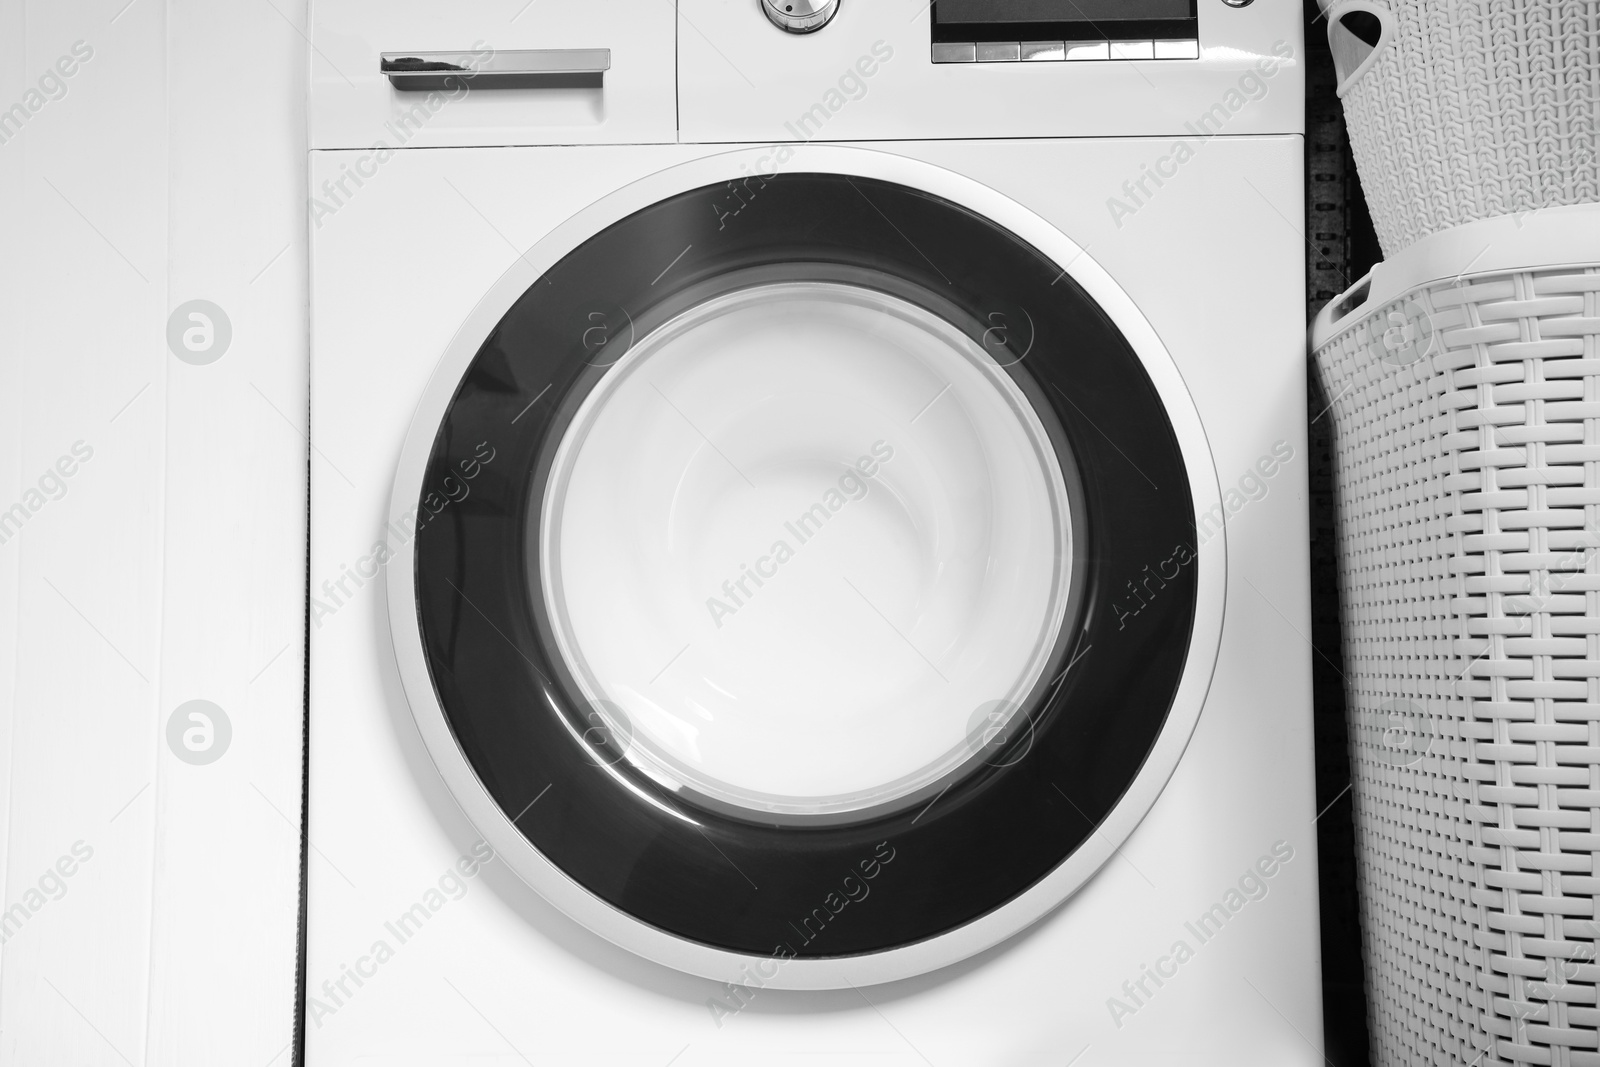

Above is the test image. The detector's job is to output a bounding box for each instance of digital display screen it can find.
[931,0,1197,42]
[936,0,1193,22]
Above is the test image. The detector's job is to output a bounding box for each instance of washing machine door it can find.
[388,146,1224,989]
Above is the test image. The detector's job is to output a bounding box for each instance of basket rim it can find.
[1311,203,1600,352]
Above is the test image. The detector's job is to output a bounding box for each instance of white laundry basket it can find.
[1314,203,1600,1065]
[1327,0,1600,257]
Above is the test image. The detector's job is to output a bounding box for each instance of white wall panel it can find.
[0,1,306,1062]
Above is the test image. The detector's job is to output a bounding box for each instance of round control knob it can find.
[761,0,839,34]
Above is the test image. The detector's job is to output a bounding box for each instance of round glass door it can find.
[400,169,1198,965]
[541,279,1076,821]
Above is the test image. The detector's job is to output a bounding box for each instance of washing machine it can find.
[307,1,1319,1063]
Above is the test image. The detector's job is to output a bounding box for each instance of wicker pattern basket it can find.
[1328,0,1600,257]
[1316,210,1600,1064]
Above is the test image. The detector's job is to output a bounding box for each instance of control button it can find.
[1021,41,1066,61]
[1110,40,1156,60]
[976,42,1021,62]
[931,41,977,63]
[761,0,839,34]
[1064,42,1110,61]
[1154,39,1200,59]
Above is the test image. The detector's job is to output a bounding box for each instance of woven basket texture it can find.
[1318,262,1600,1065]
[1340,0,1600,257]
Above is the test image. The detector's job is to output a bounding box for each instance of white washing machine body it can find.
[308,2,1320,1064]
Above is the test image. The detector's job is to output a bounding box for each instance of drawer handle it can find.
[380,48,610,91]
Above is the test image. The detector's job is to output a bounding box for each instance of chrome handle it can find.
[380,48,610,91]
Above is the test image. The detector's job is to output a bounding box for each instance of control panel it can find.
[678,0,1296,144]
[309,0,1299,150]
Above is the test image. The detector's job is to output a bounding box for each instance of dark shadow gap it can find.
[1304,1,1382,1061]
